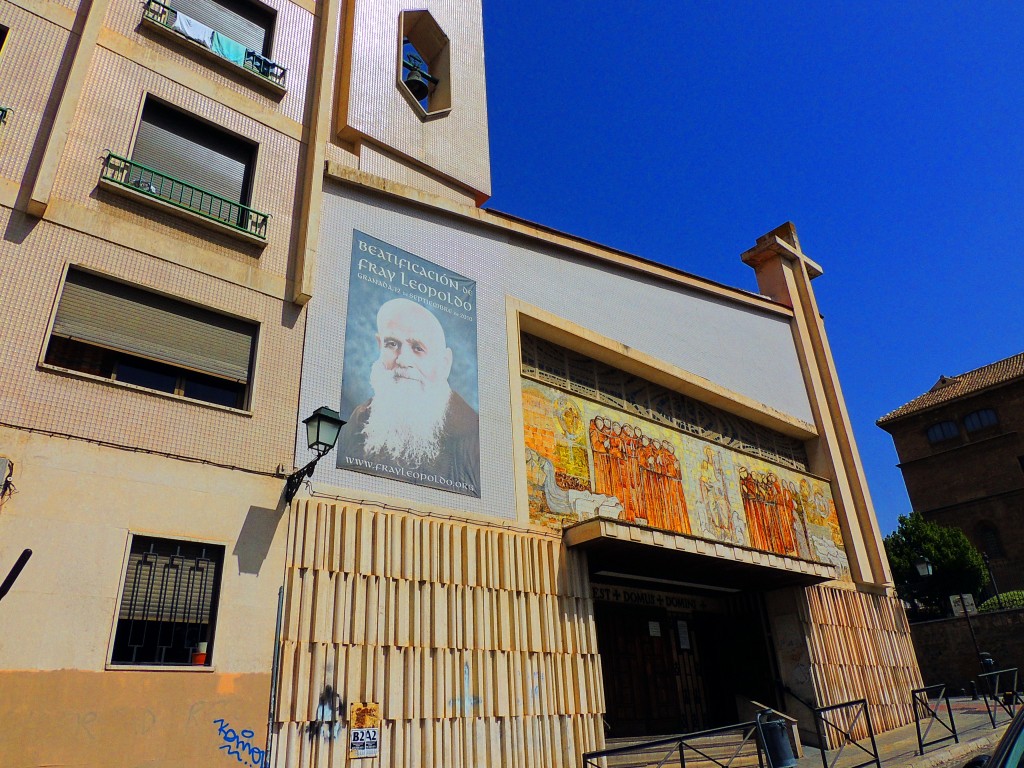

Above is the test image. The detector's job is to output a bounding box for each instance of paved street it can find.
[796,697,1013,768]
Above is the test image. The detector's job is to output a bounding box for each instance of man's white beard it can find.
[362,359,452,464]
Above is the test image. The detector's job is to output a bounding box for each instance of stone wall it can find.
[910,607,1024,693]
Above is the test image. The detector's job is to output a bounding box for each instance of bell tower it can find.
[335,0,491,205]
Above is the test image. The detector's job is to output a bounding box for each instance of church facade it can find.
[0,0,920,765]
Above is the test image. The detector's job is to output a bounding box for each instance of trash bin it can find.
[756,710,798,768]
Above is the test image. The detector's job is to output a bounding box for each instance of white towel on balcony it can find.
[172,11,214,48]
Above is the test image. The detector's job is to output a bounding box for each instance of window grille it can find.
[110,536,224,666]
[520,333,809,470]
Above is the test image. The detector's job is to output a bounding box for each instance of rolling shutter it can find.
[117,537,222,623]
[132,100,252,205]
[171,0,271,55]
[52,269,256,383]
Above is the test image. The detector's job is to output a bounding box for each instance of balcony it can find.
[99,152,268,246]
[141,0,287,95]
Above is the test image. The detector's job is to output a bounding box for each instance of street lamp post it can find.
[269,407,346,766]
[282,407,345,504]
[982,552,1004,610]
[916,556,985,669]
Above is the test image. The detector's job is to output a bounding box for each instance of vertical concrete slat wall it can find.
[801,585,922,746]
[275,500,606,768]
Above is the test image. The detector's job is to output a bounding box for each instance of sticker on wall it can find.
[348,702,381,759]
[677,620,691,650]
[337,231,480,497]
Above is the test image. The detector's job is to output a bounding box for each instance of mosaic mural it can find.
[522,379,850,578]
[521,334,810,471]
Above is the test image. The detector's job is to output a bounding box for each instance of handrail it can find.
[582,720,765,768]
[813,699,880,768]
[101,152,268,240]
[978,667,1021,728]
[912,684,958,755]
[141,0,287,88]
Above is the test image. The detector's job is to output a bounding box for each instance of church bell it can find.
[404,68,431,101]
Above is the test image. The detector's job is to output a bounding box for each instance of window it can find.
[925,420,959,444]
[976,522,1005,558]
[170,0,274,57]
[134,98,255,211]
[398,11,451,116]
[140,0,285,88]
[964,408,998,433]
[98,97,268,241]
[45,268,257,408]
[111,536,224,666]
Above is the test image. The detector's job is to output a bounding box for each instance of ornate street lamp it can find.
[914,556,934,578]
[283,407,345,504]
[916,554,985,668]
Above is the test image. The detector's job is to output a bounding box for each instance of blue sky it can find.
[481,2,1024,535]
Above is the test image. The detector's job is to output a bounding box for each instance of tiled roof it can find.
[877,351,1024,425]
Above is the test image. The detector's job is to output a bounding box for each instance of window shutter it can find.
[118,549,217,623]
[132,101,251,205]
[52,269,255,383]
[172,0,270,55]
[117,537,222,625]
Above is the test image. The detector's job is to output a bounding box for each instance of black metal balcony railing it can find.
[101,152,269,240]
[141,0,287,89]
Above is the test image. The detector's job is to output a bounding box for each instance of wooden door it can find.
[596,604,689,737]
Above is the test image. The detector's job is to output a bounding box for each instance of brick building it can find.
[0,0,920,765]
[877,352,1024,596]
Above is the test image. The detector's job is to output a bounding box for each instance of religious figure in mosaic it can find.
[586,417,690,534]
[697,445,742,544]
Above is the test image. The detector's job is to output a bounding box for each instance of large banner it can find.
[522,379,850,578]
[337,231,480,497]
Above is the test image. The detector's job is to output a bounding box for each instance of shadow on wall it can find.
[233,504,284,575]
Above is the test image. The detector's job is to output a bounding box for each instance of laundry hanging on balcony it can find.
[211,32,246,66]
[172,11,214,48]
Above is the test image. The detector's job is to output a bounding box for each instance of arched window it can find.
[975,521,1005,558]
[926,421,959,444]
[964,408,998,433]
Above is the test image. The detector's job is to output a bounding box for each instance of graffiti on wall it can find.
[522,380,850,577]
[307,686,343,742]
[213,718,265,767]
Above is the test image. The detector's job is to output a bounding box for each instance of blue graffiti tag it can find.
[213,718,265,767]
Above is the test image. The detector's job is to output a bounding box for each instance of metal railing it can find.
[141,0,287,89]
[814,699,880,768]
[582,721,768,768]
[979,667,1022,728]
[912,684,959,755]
[0,106,11,126]
[101,152,268,240]
[112,541,219,666]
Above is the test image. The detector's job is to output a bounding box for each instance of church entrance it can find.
[593,585,779,739]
